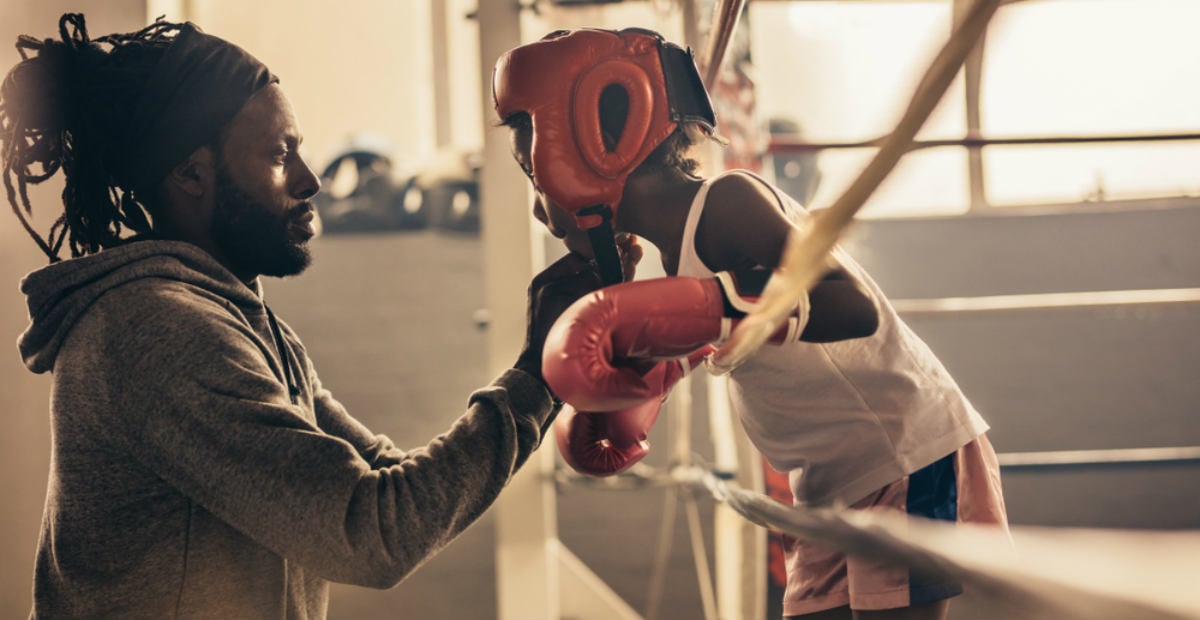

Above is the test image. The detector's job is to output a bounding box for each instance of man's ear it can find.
[165,146,217,198]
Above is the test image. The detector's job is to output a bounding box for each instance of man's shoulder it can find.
[82,277,255,345]
[97,276,241,315]
[60,277,267,380]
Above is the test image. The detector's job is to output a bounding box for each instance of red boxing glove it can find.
[542,274,806,411]
[555,398,662,476]
[553,343,711,476]
[542,275,721,411]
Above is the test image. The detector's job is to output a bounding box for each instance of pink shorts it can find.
[782,435,1009,617]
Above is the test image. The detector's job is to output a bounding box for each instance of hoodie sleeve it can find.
[309,370,410,469]
[77,281,556,589]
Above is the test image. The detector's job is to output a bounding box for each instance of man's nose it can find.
[291,153,322,200]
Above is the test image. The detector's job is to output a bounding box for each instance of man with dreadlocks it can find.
[2,14,600,618]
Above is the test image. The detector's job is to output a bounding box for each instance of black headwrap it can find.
[116,22,277,194]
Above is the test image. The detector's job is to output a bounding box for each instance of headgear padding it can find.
[493,28,714,229]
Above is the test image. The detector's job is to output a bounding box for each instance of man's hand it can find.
[515,252,604,384]
[615,232,642,282]
[534,192,642,281]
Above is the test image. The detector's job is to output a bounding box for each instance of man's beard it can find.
[211,165,313,278]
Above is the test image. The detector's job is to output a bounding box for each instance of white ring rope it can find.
[680,466,1200,620]
[699,471,1200,620]
[545,1,1198,617]
[890,287,1200,315]
[711,0,1004,372]
[997,446,1200,469]
[556,444,1200,491]
[557,460,1200,620]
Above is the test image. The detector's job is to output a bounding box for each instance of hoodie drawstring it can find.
[263,305,300,403]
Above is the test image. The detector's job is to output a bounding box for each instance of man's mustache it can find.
[288,202,314,219]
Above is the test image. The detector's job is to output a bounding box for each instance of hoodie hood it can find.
[18,240,263,374]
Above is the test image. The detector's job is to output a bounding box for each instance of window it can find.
[750,0,1200,217]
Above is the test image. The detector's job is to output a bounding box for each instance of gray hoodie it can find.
[18,240,555,619]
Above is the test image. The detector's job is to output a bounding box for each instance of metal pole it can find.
[477,4,561,619]
[955,0,990,211]
[430,0,451,149]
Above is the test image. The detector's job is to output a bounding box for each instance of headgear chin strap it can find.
[493,28,715,284]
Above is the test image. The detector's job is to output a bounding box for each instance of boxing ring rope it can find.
[557,445,1200,489]
[644,375,721,620]
[553,281,1200,618]
[997,446,1200,470]
[745,14,1194,620]
[699,0,747,88]
[889,287,1200,315]
[557,457,1200,620]
[891,289,1200,470]
[767,131,1200,154]
[694,471,1200,620]
[712,0,1005,370]
[767,130,1200,211]
[487,0,1198,617]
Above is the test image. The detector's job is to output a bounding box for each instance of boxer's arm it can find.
[698,173,878,342]
[803,268,879,342]
[717,266,878,343]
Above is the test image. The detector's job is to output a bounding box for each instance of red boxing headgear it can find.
[493,28,715,229]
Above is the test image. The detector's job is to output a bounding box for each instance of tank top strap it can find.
[678,171,729,277]
[677,169,795,278]
[730,168,794,216]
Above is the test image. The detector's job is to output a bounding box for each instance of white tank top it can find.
[678,170,989,506]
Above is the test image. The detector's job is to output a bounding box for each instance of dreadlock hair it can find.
[0,13,184,262]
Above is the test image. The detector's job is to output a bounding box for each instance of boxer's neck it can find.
[616,168,703,274]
